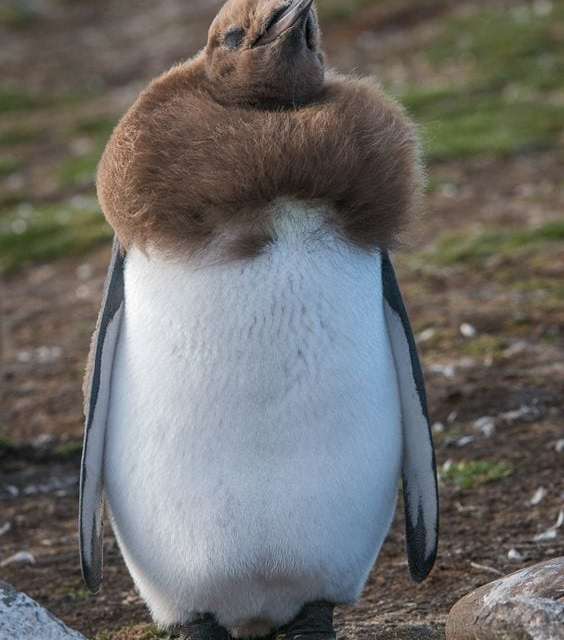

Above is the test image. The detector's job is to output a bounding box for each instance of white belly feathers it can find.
[103,202,402,629]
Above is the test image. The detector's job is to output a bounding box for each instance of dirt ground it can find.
[1,1,563,638]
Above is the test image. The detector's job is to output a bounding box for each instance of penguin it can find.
[79,0,439,638]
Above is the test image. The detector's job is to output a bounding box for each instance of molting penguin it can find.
[79,0,439,638]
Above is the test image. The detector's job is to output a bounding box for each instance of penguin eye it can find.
[224,28,245,50]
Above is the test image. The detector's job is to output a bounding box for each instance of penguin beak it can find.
[253,0,314,48]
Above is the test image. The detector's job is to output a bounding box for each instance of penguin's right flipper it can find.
[382,251,439,582]
[79,238,125,593]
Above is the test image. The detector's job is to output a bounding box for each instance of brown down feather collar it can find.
[96,54,424,260]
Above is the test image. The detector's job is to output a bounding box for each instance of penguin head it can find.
[205,0,325,107]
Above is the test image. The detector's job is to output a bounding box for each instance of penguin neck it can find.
[154,198,357,269]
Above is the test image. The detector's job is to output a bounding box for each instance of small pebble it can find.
[507,548,524,562]
[460,323,477,338]
[473,416,496,438]
[76,263,94,280]
[432,422,445,434]
[456,436,475,448]
[417,328,436,343]
[0,551,35,567]
[529,486,547,506]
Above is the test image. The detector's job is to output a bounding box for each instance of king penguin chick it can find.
[79,1,439,638]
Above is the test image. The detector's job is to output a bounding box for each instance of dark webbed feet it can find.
[275,602,336,640]
[168,602,336,640]
[169,614,231,640]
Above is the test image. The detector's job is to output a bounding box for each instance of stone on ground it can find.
[446,557,564,640]
[0,580,87,640]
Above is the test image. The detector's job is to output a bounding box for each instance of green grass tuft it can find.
[0,125,43,146]
[64,587,92,602]
[460,335,508,359]
[0,87,94,114]
[425,222,564,266]
[0,436,17,453]
[317,0,384,20]
[0,200,112,274]
[58,117,115,188]
[0,155,23,177]
[0,88,46,113]
[54,441,83,460]
[74,117,116,138]
[428,5,564,93]
[427,99,561,160]
[403,91,563,161]
[0,3,38,29]
[398,4,564,160]
[94,627,169,640]
[442,460,513,490]
[59,153,101,188]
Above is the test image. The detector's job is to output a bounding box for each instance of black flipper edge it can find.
[79,238,125,592]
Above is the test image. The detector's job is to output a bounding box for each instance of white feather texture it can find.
[104,200,402,632]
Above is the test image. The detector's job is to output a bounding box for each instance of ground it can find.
[1,0,563,638]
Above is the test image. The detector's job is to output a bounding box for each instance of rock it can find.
[0,581,87,640]
[446,557,564,640]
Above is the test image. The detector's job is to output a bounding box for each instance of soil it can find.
[1,0,563,638]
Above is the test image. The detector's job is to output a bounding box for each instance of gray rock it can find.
[0,581,87,640]
[446,557,564,640]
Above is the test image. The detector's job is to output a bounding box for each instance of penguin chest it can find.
[104,208,402,600]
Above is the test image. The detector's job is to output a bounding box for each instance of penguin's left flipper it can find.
[79,238,125,593]
[382,251,439,582]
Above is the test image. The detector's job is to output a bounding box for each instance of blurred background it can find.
[1,0,563,638]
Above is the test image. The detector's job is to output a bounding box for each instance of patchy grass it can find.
[0,437,84,463]
[0,436,17,455]
[423,221,564,266]
[317,0,384,20]
[442,460,513,490]
[0,2,39,28]
[58,117,115,188]
[0,125,43,146]
[0,87,92,114]
[460,335,508,359]
[0,200,112,273]
[74,117,116,138]
[399,4,564,160]
[59,153,101,188]
[0,155,23,177]
[54,441,83,461]
[405,92,564,160]
[512,278,564,303]
[64,587,93,603]
[428,4,564,93]
[95,626,169,640]
[0,88,47,113]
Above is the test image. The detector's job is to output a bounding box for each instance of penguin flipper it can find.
[79,238,125,593]
[382,251,439,582]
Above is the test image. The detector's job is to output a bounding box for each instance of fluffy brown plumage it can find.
[97,0,423,260]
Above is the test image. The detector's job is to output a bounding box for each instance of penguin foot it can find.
[275,602,336,640]
[169,614,230,640]
[230,619,275,638]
